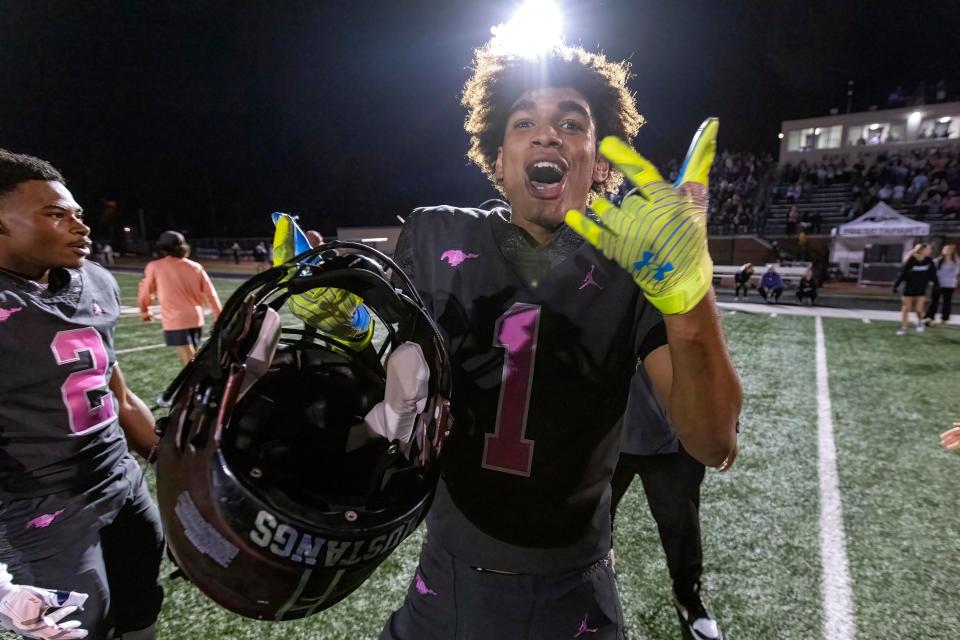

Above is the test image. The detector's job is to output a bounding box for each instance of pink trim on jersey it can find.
[138,257,222,331]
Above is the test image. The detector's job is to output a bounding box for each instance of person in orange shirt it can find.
[138,230,222,364]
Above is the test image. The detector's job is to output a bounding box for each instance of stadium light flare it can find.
[778,132,784,139]
[489,0,564,59]
[939,116,952,123]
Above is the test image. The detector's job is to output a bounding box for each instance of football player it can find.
[0,150,164,639]
[611,367,726,640]
[379,41,740,639]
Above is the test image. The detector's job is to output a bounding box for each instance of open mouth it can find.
[69,241,91,256]
[525,160,567,199]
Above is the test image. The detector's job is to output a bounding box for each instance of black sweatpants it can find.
[926,286,954,321]
[610,446,705,604]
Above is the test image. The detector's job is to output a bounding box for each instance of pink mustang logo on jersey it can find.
[578,265,603,291]
[415,573,437,596]
[26,509,65,530]
[0,306,23,323]
[440,250,480,267]
[574,614,599,636]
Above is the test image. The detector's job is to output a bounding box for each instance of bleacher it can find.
[763,179,851,236]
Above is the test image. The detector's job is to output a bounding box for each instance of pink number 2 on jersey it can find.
[50,327,116,434]
[482,303,541,477]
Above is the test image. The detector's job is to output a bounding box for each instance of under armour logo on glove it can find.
[633,252,675,281]
[565,118,719,315]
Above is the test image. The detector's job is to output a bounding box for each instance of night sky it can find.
[1,1,957,241]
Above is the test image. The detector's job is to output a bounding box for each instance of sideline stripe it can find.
[815,316,855,640]
[116,343,166,354]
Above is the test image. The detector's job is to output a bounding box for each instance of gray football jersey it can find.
[0,262,127,498]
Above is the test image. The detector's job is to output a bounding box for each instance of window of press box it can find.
[786,125,842,151]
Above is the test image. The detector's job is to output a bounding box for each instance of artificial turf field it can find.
[10,271,958,640]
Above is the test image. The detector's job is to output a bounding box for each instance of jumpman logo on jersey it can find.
[415,573,437,596]
[574,614,598,637]
[0,306,23,323]
[633,251,674,281]
[440,249,480,267]
[579,265,603,290]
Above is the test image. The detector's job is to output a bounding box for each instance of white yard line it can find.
[861,318,871,324]
[719,300,960,324]
[116,343,166,354]
[815,316,856,640]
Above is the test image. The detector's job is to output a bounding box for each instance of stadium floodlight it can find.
[939,116,952,123]
[489,0,564,59]
[778,132,784,139]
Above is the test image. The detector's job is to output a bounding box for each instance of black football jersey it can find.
[0,262,127,498]
[397,205,662,571]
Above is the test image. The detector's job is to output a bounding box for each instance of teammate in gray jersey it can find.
[0,150,163,640]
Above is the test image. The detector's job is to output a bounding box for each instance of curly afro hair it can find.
[461,43,644,196]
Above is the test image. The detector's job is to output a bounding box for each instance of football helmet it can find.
[155,242,451,621]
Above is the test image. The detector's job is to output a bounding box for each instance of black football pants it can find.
[0,456,164,640]
[610,445,705,604]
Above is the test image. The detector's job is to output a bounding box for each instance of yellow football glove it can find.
[566,118,717,315]
[272,212,373,350]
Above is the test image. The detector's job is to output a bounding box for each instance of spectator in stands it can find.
[892,184,906,203]
[893,243,936,336]
[138,230,222,364]
[809,211,823,234]
[758,265,784,304]
[919,189,943,215]
[942,191,960,219]
[796,267,818,305]
[941,421,960,452]
[925,244,958,325]
[877,184,894,202]
[734,262,754,301]
[908,171,929,203]
[785,205,800,235]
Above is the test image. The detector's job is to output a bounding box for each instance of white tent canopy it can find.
[829,203,929,281]
[833,202,930,237]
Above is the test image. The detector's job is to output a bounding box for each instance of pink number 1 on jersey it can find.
[51,327,116,434]
[482,303,541,477]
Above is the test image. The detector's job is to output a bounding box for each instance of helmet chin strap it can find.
[236,307,282,401]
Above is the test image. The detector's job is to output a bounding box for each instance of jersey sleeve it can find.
[391,214,417,289]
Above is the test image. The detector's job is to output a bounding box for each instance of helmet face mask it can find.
[156,242,450,621]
